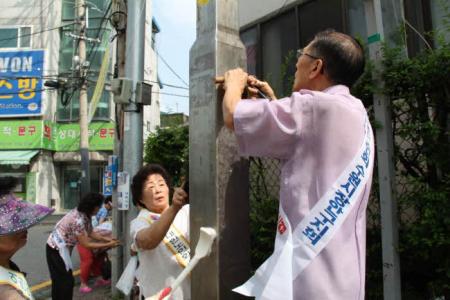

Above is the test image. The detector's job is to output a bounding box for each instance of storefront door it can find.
[61,165,104,210]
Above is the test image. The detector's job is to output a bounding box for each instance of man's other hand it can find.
[247,75,277,100]
[224,68,248,94]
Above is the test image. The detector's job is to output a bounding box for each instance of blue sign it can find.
[103,166,113,196]
[108,155,118,187]
[0,50,44,117]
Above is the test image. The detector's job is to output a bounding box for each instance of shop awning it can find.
[0,150,39,165]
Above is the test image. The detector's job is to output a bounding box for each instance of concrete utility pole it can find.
[110,0,126,292]
[77,0,90,196]
[121,0,145,272]
[364,1,402,299]
[190,0,250,299]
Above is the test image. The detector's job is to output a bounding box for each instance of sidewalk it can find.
[33,279,116,300]
[72,284,113,300]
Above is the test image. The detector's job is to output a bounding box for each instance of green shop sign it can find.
[0,120,114,151]
[57,122,114,151]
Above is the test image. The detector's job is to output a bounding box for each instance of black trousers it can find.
[46,244,74,300]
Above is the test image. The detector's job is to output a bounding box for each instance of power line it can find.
[144,80,189,90]
[154,49,189,87]
[0,22,78,44]
[152,91,189,98]
[0,88,56,96]
[0,75,65,80]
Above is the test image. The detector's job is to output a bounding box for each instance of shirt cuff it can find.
[233,98,268,156]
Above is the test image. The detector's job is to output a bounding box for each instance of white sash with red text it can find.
[233,117,374,300]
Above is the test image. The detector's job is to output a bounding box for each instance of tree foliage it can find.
[352,37,450,299]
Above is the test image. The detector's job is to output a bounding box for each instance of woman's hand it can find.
[171,187,188,211]
[90,230,113,243]
[107,239,121,248]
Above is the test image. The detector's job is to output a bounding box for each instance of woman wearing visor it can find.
[0,177,54,300]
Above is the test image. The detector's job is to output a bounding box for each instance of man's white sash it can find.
[0,265,33,300]
[234,117,374,300]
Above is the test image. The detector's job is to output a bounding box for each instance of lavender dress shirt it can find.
[234,85,374,300]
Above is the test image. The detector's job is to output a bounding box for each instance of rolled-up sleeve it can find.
[130,218,150,251]
[234,96,299,159]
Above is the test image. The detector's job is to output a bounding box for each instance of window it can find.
[0,165,28,199]
[404,0,433,56]
[298,0,344,47]
[57,0,112,121]
[0,26,32,49]
[261,10,298,96]
[240,0,346,97]
[241,27,259,76]
[430,0,450,46]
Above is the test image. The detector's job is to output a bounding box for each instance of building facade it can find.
[238,0,448,96]
[0,0,161,212]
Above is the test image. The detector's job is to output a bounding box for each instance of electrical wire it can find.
[144,80,189,90]
[154,49,189,88]
[0,22,78,44]
[0,88,56,96]
[152,91,188,98]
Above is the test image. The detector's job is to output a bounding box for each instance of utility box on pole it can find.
[190,0,251,299]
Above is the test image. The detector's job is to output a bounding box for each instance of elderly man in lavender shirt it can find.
[222,30,375,300]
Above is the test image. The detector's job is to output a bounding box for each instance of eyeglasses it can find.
[296,49,321,60]
[296,48,325,73]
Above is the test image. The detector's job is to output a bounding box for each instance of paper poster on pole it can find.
[117,172,130,210]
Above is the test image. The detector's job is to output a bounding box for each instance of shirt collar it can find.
[322,84,350,95]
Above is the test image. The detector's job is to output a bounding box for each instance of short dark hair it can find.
[104,195,112,205]
[309,29,365,87]
[0,177,18,197]
[131,164,171,207]
[77,192,104,217]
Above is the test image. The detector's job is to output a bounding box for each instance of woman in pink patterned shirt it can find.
[46,193,120,300]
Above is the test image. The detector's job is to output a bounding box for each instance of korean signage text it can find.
[0,120,114,151]
[0,50,44,117]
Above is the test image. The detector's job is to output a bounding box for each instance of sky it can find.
[153,0,196,115]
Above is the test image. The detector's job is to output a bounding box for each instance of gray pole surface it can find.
[111,0,125,293]
[364,1,402,299]
[121,0,145,269]
[190,0,251,299]
[77,0,90,196]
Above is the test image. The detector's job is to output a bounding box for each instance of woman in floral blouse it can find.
[46,193,120,300]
